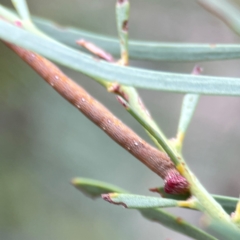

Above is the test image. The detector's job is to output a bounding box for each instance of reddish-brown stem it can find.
[5,43,188,194]
[76,39,114,62]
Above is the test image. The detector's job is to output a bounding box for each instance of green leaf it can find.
[3,6,240,62]
[198,0,240,37]
[175,66,202,151]
[33,17,240,62]
[206,217,240,240]
[71,178,127,198]
[0,5,20,23]
[213,194,238,215]
[72,177,216,240]
[11,0,31,21]
[102,193,178,209]
[151,187,238,214]
[178,93,200,134]
[2,19,240,96]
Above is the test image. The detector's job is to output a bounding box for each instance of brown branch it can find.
[5,43,188,194]
[76,39,114,62]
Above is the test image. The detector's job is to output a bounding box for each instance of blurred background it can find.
[1,0,240,239]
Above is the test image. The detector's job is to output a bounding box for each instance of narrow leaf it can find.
[102,193,178,209]
[204,217,240,240]
[2,20,240,95]
[72,178,127,198]
[151,187,238,214]
[0,5,20,23]
[178,93,200,134]
[33,16,240,62]
[115,0,164,148]
[11,0,31,21]
[176,66,202,151]
[213,194,238,215]
[72,177,216,240]
[232,196,240,225]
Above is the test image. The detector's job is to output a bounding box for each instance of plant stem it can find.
[118,97,240,232]
[5,42,188,194]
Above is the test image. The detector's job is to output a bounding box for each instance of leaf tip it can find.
[149,187,163,195]
[101,193,128,208]
[71,177,80,186]
[192,65,203,75]
[71,178,87,193]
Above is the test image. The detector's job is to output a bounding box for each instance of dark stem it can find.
[5,42,188,194]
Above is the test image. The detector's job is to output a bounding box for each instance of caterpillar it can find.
[5,43,189,194]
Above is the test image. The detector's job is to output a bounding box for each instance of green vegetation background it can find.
[1,0,240,239]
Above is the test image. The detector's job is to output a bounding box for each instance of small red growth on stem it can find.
[164,170,189,194]
[5,43,189,195]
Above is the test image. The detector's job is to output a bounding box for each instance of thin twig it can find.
[76,0,165,151]
[5,42,189,194]
[77,39,114,62]
[116,95,239,229]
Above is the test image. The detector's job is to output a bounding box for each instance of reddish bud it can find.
[14,20,22,27]
[164,170,189,194]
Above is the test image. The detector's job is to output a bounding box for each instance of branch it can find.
[5,42,188,194]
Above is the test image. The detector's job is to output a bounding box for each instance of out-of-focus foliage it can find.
[1,1,240,240]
